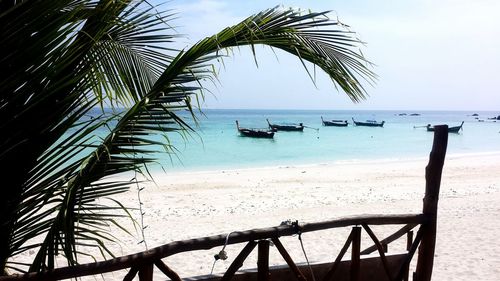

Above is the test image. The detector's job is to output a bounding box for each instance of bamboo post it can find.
[257,240,270,281]
[350,227,361,281]
[414,125,448,281]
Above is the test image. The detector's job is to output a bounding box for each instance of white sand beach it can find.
[11,152,500,280]
[92,152,500,280]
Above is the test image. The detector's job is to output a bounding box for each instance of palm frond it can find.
[1,0,181,272]
[2,3,375,274]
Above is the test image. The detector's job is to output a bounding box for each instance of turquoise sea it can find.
[144,109,500,172]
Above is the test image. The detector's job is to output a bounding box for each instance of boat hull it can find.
[267,119,304,131]
[352,118,385,127]
[427,122,464,133]
[323,121,348,127]
[236,120,275,138]
[239,129,274,138]
[269,124,304,131]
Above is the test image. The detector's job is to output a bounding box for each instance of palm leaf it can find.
[2,3,375,274]
[1,0,179,272]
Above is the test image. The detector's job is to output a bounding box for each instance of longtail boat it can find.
[427,121,464,133]
[321,116,348,127]
[236,120,274,138]
[352,118,385,127]
[266,119,304,132]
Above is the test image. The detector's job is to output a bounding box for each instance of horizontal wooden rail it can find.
[1,213,427,281]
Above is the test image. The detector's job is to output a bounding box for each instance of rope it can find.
[296,223,316,281]
[304,125,319,131]
[210,231,234,275]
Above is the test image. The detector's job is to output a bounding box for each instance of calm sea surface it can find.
[137,109,500,172]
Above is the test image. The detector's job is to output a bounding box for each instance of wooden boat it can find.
[352,118,385,127]
[236,120,274,138]
[321,116,348,127]
[266,119,304,132]
[427,121,464,133]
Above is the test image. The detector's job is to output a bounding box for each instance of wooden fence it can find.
[0,126,449,281]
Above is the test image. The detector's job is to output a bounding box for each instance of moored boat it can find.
[352,118,385,127]
[321,116,348,127]
[427,121,464,133]
[236,120,274,138]
[266,119,304,132]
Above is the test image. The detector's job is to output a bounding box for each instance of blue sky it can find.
[168,0,500,111]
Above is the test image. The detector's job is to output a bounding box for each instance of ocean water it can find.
[143,109,500,172]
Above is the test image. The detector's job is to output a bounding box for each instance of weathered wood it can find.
[403,231,413,281]
[272,238,308,281]
[361,224,417,255]
[361,224,392,280]
[220,241,257,281]
[258,240,270,281]
[301,214,425,234]
[123,266,139,281]
[415,126,448,281]
[396,225,424,281]
[322,230,354,281]
[407,231,413,252]
[138,263,153,281]
[402,231,413,281]
[184,254,408,281]
[350,227,361,281]
[154,260,181,281]
[1,214,425,281]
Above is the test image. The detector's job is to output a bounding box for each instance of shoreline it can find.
[11,152,500,280]
[146,150,500,178]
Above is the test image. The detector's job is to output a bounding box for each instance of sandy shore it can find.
[11,152,500,280]
[88,152,499,280]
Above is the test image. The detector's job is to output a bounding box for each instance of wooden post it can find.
[257,240,270,281]
[272,238,308,281]
[407,231,414,252]
[415,126,448,281]
[123,266,139,281]
[404,231,413,281]
[350,226,361,281]
[221,241,257,281]
[154,260,181,281]
[322,231,354,281]
[138,263,153,281]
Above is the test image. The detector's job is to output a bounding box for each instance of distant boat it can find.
[352,118,385,127]
[426,121,464,133]
[409,113,420,116]
[321,116,348,127]
[266,119,304,132]
[236,120,274,138]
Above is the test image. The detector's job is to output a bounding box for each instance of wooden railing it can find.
[1,126,448,281]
